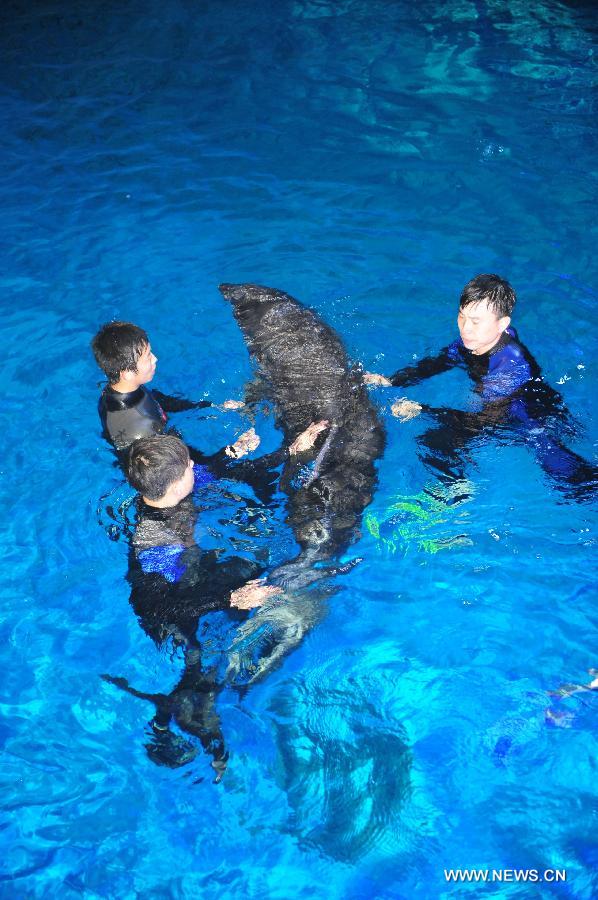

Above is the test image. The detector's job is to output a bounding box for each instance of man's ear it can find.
[499,315,511,333]
[173,475,191,502]
[121,369,137,383]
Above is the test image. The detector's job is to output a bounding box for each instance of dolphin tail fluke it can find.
[225,590,327,687]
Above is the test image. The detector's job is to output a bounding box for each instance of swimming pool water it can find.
[0,1,596,897]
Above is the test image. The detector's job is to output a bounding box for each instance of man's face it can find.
[457,301,510,355]
[129,342,157,385]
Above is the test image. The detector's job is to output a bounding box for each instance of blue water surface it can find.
[1,1,596,897]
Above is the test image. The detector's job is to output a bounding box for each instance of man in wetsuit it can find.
[91,320,328,500]
[102,434,283,779]
[91,321,258,459]
[364,274,596,500]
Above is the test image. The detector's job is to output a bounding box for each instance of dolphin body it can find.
[219,283,386,566]
[219,283,386,684]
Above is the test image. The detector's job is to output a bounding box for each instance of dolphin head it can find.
[219,283,282,311]
[219,282,300,364]
[219,283,245,306]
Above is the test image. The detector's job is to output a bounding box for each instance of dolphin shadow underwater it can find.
[219,283,386,684]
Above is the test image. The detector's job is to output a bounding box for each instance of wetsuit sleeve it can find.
[151,389,212,413]
[187,444,231,468]
[187,442,287,469]
[420,398,511,429]
[389,346,457,387]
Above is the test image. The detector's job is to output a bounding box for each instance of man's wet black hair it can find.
[127,435,189,501]
[460,274,516,319]
[91,321,149,384]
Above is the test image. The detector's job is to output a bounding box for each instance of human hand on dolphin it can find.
[391,399,422,421]
[289,420,330,455]
[363,371,392,386]
[225,427,260,458]
[221,399,245,410]
[229,578,283,609]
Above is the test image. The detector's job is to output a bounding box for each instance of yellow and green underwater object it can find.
[365,482,474,555]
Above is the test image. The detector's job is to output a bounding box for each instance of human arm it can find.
[364,346,458,389]
[389,397,498,430]
[188,554,282,611]
[187,421,330,507]
[188,420,328,466]
[389,341,528,425]
[390,394,510,427]
[186,428,262,469]
[151,389,212,412]
[410,396,512,432]
[152,389,244,413]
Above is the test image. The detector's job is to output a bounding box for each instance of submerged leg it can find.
[101,665,227,778]
[168,664,229,780]
[416,413,481,499]
[525,429,598,501]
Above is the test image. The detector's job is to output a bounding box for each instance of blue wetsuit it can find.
[387,327,596,499]
[390,326,539,397]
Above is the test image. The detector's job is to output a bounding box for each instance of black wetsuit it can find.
[98,383,283,503]
[108,491,263,774]
[128,493,260,643]
[387,326,596,499]
[98,385,212,452]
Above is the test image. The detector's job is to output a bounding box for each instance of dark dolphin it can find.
[219,283,386,683]
[219,283,386,566]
